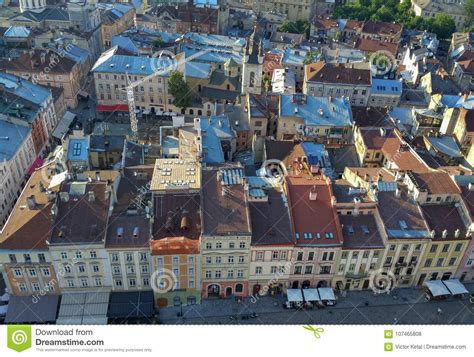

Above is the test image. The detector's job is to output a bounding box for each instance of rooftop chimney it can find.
[133,227,139,239]
[180,211,189,230]
[165,212,174,231]
[88,191,95,202]
[117,227,123,239]
[442,229,448,238]
[309,185,318,201]
[454,229,460,238]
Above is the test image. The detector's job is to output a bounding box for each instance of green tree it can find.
[168,71,191,110]
[430,13,456,39]
[466,0,474,27]
[277,20,310,37]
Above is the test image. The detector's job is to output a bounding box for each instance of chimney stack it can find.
[309,185,318,201]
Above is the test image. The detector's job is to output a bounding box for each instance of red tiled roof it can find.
[305,61,371,85]
[150,237,199,255]
[354,38,398,56]
[286,174,343,246]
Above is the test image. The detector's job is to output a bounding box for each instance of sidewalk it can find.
[158,283,474,324]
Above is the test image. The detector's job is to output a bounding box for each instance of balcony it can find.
[345,272,367,279]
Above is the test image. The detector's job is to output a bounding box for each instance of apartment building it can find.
[0,121,35,228]
[248,177,294,296]
[277,93,353,144]
[0,73,58,155]
[377,186,431,287]
[48,172,120,292]
[101,4,136,48]
[411,0,468,31]
[360,20,403,43]
[201,166,252,298]
[106,167,153,293]
[416,204,471,285]
[149,159,202,306]
[0,163,60,296]
[404,170,461,204]
[304,62,372,106]
[286,174,343,289]
[251,0,314,22]
[0,49,82,108]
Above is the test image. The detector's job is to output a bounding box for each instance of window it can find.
[255,266,262,275]
[126,253,133,262]
[297,252,303,261]
[237,270,244,278]
[157,257,164,266]
[448,257,456,266]
[430,245,438,253]
[256,251,264,261]
[294,266,302,275]
[206,257,212,264]
[216,242,222,249]
[28,268,37,277]
[75,251,82,259]
[205,270,212,279]
[206,243,212,249]
[229,242,235,249]
[67,279,75,288]
[24,254,31,263]
[436,258,444,267]
[455,243,463,252]
[111,253,119,262]
[305,265,313,274]
[215,271,222,279]
[42,268,51,277]
[270,266,277,274]
[143,278,150,286]
[215,257,222,264]
[18,283,27,292]
[64,265,71,274]
[188,280,195,288]
[320,266,331,274]
[308,252,314,261]
[389,245,396,251]
[140,252,148,262]
[342,252,348,259]
[32,283,40,292]
[239,242,246,249]
[442,244,450,253]
[81,278,89,288]
[77,265,86,274]
[90,251,97,259]
[13,268,22,277]
[95,278,102,287]
[228,256,234,264]
[227,270,234,278]
[172,256,179,266]
[9,254,17,263]
[92,265,99,273]
[424,259,432,268]
[38,253,46,263]
[188,267,194,276]
[281,251,287,260]
[235,283,243,293]
[127,265,135,274]
[272,251,279,260]
[188,256,194,265]
[238,256,245,264]
[115,279,123,287]
[113,266,121,274]
[129,279,136,287]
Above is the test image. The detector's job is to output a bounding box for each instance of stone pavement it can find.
[157,283,474,325]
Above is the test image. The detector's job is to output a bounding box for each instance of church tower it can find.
[241,26,264,95]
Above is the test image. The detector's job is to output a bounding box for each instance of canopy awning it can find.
[27,157,44,175]
[442,279,469,296]
[302,288,320,302]
[318,288,336,301]
[108,291,154,319]
[0,292,10,302]
[286,289,304,302]
[96,104,129,112]
[5,295,59,323]
[56,292,109,325]
[52,111,76,140]
[424,280,451,297]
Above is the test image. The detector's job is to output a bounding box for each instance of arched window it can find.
[197,110,202,115]
[235,283,243,293]
[249,72,255,87]
[189,109,194,115]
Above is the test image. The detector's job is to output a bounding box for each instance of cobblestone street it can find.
[158,284,474,324]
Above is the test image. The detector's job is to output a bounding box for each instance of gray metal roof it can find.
[5,295,59,323]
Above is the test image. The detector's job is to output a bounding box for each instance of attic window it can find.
[325,232,334,239]
[362,225,370,234]
[117,227,124,239]
[295,233,300,240]
[399,220,408,230]
[347,225,354,234]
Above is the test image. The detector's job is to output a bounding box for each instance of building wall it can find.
[0,251,58,296]
[304,81,371,107]
[108,249,152,291]
[200,234,251,298]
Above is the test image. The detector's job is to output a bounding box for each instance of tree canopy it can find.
[333,0,457,39]
[168,71,191,110]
